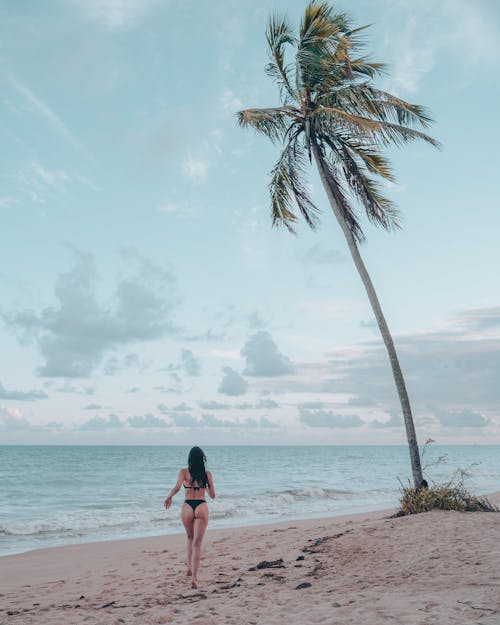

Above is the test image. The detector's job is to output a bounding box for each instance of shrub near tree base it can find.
[393,484,499,517]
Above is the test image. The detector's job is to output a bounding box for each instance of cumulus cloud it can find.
[0,407,32,431]
[262,307,500,423]
[0,381,48,401]
[302,244,346,264]
[434,409,490,428]
[171,402,192,412]
[170,412,198,427]
[104,352,149,376]
[247,310,267,330]
[83,403,102,410]
[165,349,201,377]
[241,331,294,377]
[298,401,325,410]
[200,413,279,429]
[370,413,403,429]
[180,349,201,376]
[80,414,124,430]
[448,306,500,333]
[3,250,178,378]
[157,401,192,414]
[199,400,231,410]
[127,413,169,428]
[347,395,377,407]
[255,398,279,409]
[299,408,364,428]
[218,367,248,396]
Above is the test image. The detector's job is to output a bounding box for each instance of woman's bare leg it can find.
[181,504,195,576]
[191,504,209,588]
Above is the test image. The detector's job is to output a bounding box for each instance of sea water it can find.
[1,445,499,556]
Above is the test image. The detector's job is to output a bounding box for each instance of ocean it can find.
[1,445,499,556]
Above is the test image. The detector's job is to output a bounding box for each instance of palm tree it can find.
[237,1,439,488]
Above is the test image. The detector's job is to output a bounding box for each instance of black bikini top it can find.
[183,483,203,490]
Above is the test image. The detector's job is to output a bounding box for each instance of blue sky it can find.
[1,0,499,444]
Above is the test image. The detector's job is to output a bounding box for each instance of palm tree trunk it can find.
[311,140,424,488]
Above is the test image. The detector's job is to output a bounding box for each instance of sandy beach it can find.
[1,494,499,625]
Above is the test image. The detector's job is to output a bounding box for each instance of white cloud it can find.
[165,349,201,377]
[434,409,490,429]
[302,244,346,265]
[218,366,248,396]
[182,156,208,180]
[171,402,193,412]
[69,0,161,29]
[241,331,294,377]
[0,381,48,401]
[220,89,243,113]
[170,412,198,427]
[200,413,279,429]
[199,400,231,410]
[158,203,179,214]
[80,414,124,430]
[380,0,500,94]
[0,406,31,431]
[127,413,169,428]
[9,77,88,156]
[299,408,364,429]
[3,250,178,378]
[14,161,96,206]
[256,398,279,409]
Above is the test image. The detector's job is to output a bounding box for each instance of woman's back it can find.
[181,467,214,499]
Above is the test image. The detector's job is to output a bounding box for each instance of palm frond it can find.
[269,133,320,231]
[321,84,434,128]
[348,58,386,78]
[266,14,298,102]
[269,147,298,233]
[313,107,440,148]
[296,2,343,92]
[339,138,395,181]
[238,1,439,239]
[364,87,435,128]
[288,137,320,228]
[325,136,401,231]
[299,1,338,45]
[313,136,365,242]
[237,107,298,143]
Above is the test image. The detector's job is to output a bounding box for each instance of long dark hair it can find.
[188,446,208,488]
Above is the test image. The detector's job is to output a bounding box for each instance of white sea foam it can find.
[1,445,499,556]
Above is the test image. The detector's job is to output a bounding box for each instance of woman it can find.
[164,446,216,588]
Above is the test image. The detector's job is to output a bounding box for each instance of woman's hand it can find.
[164,496,173,510]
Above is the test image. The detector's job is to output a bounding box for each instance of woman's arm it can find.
[206,470,216,499]
[164,470,184,509]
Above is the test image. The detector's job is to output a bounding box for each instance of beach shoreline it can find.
[1,492,499,624]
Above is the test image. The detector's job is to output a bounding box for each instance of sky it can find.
[1,0,499,445]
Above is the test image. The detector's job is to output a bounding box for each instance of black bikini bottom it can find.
[185,499,206,511]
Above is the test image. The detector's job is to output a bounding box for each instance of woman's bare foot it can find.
[187,569,192,577]
[191,578,198,589]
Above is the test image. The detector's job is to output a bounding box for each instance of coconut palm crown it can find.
[237,1,439,487]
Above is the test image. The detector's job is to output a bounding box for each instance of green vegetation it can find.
[394,440,499,516]
[394,484,499,516]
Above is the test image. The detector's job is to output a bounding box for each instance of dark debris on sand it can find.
[248,558,285,571]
